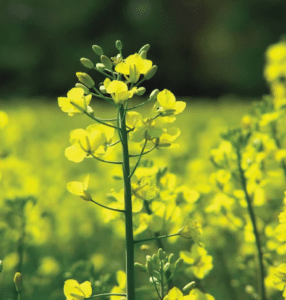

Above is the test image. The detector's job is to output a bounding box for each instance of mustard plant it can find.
[58,41,215,300]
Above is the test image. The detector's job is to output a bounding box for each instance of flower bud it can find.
[116,40,123,51]
[183,281,196,292]
[75,83,90,94]
[149,89,159,100]
[96,63,105,72]
[80,191,92,202]
[0,260,3,273]
[144,66,158,80]
[99,85,107,94]
[139,44,150,54]
[158,248,165,261]
[140,50,147,59]
[164,262,170,272]
[92,45,104,56]
[100,55,113,70]
[76,72,95,88]
[80,58,94,69]
[134,262,146,272]
[168,253,176,264]
[136,87,146,96]
[174,258,184,270]
[146,257,153,274]
[14,272,22,293]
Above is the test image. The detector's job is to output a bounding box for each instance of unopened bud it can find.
[168,253,176,264]
[75,83,90,94]
[158,248,165,261]
[140,50,147,59]
[80,58,94,69]
[144,66,158,80]
[76,72,95,88]
[136,87,146,96]
[174,258,184,270]
[92,45,104,56]
[116,40,123,51]
[100,55,113,70]
[96,63,105,72]
[183,281,196,292]
[134,262,146,272]
[164,262,170,272]
[80,191,92,202]
[14,272,22,293]
[139,44,150,54]
[146,258,153,274]
[150,89,159,100]
[99,85,107,94]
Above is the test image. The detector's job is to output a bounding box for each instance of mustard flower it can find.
[64,279,92,300]
[58,88,92,116]
[178,220,203,246]
[163,287,215,300]
[115,53,152,83]
[103,78,137,104]
[67,174,91,201]
[180,244,213,279]
[110,270,126,300]
[65,124,114,162]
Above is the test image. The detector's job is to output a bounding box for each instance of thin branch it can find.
[89,152,122,165]
[134,233,180,244]
[87,293,126,299]
[129,139,148,178]
[90,199,125,213]
[129,144,156,157]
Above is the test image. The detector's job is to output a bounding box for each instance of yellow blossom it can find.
[63,279,92,300]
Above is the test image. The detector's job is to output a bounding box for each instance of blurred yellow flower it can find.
[67,174,91,201]
[64,279,92,300]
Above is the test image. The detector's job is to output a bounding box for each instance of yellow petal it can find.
[174,101,186,114]
[103,78,111,89]
[64,279,82,299]
[70,129,87,144]
[67,181,84,196]
[67,88,85,100]
[115,62,130,75]
[157,89,176,110]
[116,270,126,288]
[83,174,90,191]
[79,281,92,297]
[106,80,128,94]
[65,145,86,162]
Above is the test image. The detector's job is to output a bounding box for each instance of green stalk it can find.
[119,105,135,300]
[236,148,266,300]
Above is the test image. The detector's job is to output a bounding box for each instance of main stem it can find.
[119,105,135,300]
[236,149,266,300]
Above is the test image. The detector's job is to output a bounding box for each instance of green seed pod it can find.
[134,262,146,272]
[92,45,104,56]
[139,44,150,54]
[80,58,94,69]
[0,260,3,273]
[100,55,113,70]
[136,87,146,96]
[183,281,196,292]
[14,272,22,293]
[140,50,147,59]
[168,253,176,264]
[174,258,184,270]
[96,63,105,72]
[158,248,166,261]
[116,40,123,51]
[149,89,159,100]
[76,72,95,88]
[75,83,90,94]
[144,66,158,80]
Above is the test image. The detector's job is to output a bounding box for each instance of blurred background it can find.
[1,0,286,100]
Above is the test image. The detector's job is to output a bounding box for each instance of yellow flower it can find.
[63,279,92,300]
[115,53,152,83]
[103,79,136,104]
[180,245,213,279]
[153,89,186,122]
[65,124,114,162]
[67,174,91,201]
[110,270,126,300]
[163,287,185,300]
[58,88,92,116]
[163,287,215,300]
[178,220,203,246]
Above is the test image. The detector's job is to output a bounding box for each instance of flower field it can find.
[1,40,286,300]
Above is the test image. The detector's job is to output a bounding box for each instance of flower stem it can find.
[236,148,266,300]
[119,105,135,300]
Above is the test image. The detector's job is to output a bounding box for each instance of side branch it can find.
[90,199,125,213]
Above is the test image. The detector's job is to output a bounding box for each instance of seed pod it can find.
[183,281,196,292]
[80,58,94,69]
[14,272,22,293]
[100,55,113,70]
[76,72,95,88]
[92,45,104,56]
[144,66,158,80]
